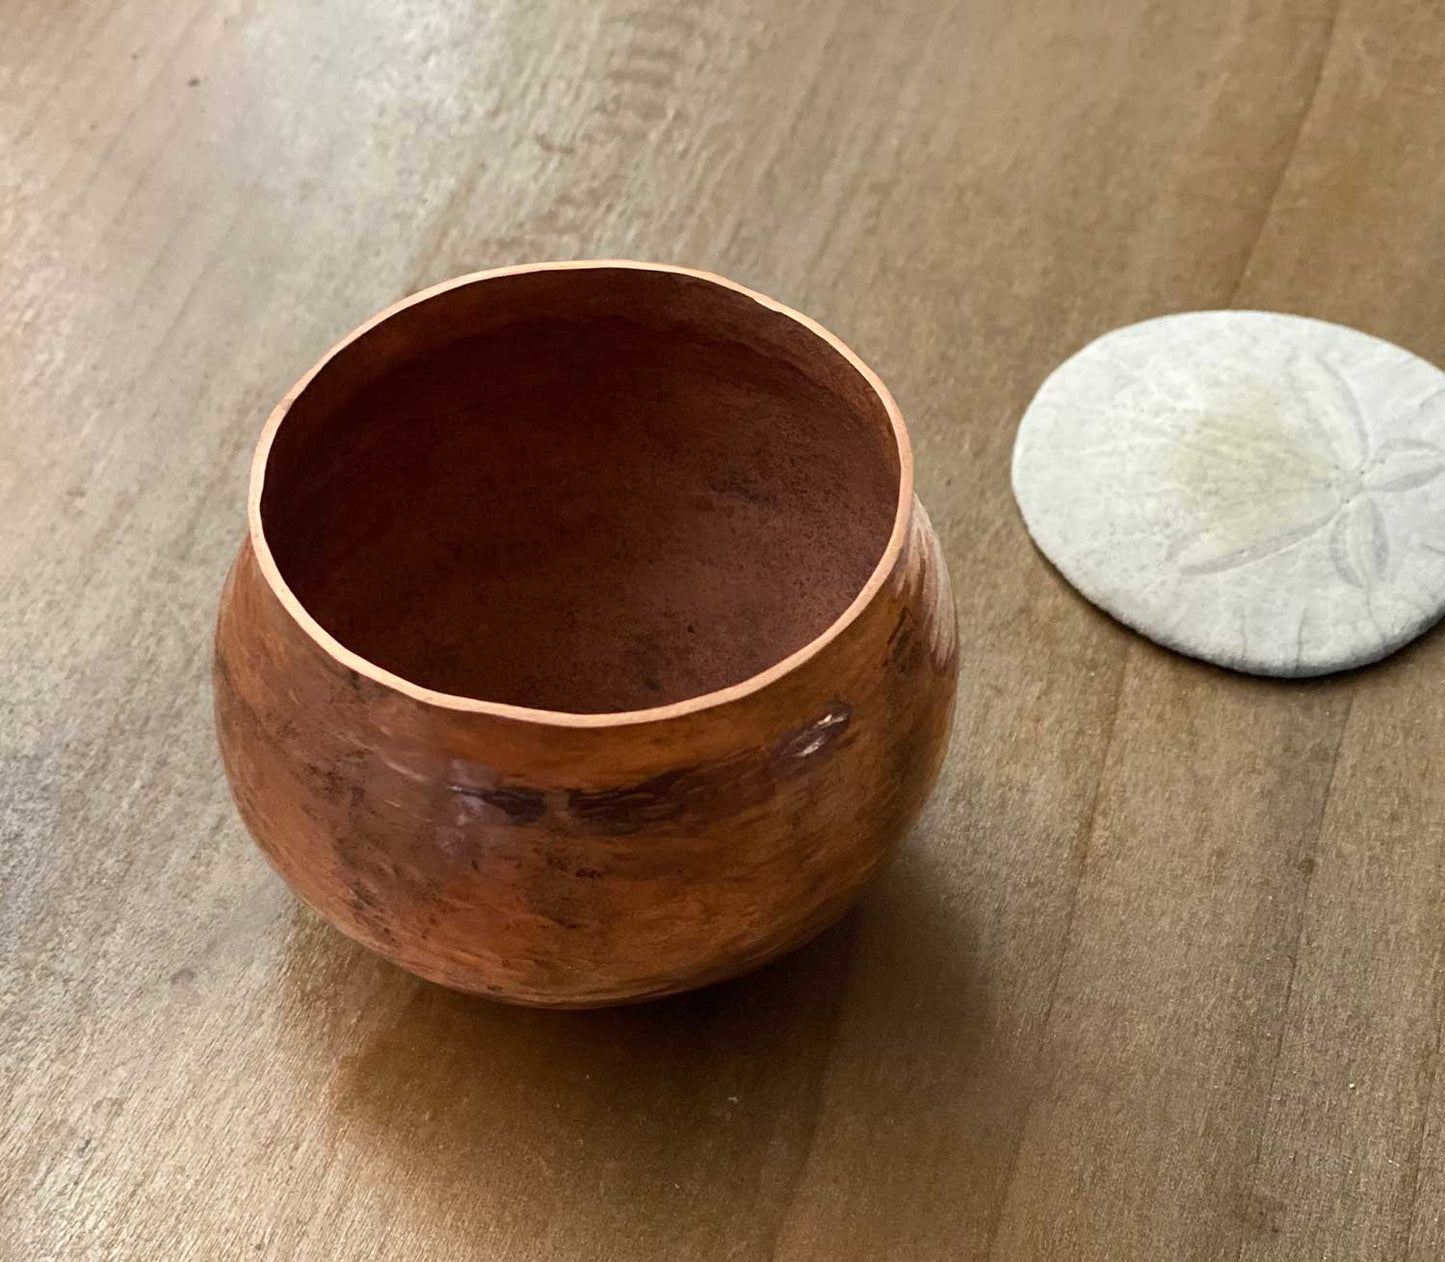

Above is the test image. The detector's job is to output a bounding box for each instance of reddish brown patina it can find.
[214,261,958,1007]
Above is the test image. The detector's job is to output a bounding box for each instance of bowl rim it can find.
[248,259,914,729]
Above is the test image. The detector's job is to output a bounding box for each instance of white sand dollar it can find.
[1012,311,1445,675]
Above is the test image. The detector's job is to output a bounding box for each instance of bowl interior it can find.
[260,266,901,714]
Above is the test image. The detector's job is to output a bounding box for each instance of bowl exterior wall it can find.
[214,497,957,1006]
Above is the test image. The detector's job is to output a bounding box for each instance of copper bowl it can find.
[214,261,958,1007]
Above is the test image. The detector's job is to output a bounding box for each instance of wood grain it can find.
[3,0,1443,1257]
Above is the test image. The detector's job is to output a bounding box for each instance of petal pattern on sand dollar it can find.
[1173,502,1338,576]
[1365,437,1445,493]
[1329,497,1389,589]
[1287,350,1369,471]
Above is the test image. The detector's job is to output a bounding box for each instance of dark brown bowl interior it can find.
[261,267,900,713]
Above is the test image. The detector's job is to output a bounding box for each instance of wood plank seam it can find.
[1226,0,1342,305]
[1232,687,1356,1262]
[982,642,1133,1256]
[1398,915,1445,1254]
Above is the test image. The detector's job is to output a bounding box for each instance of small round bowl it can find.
[214,261,958,1007]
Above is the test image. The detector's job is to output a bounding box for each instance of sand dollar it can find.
[1012,311,1445,675]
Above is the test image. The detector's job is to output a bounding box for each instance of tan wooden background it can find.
[5,1,1445,1258]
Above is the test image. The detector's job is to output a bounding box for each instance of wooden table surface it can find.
[5,1,1445,1258]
